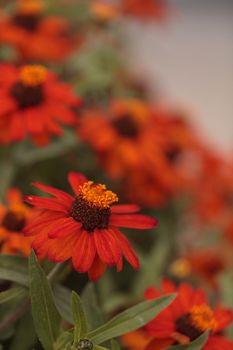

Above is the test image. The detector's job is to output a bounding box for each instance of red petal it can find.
[88,255,106,281]
[111,204,140,214]
[32,182,74,203]
[146,338,174,350]
[68,172,87,195]
[48,217,81,238]
[214,308,233,332]
[111,228,139,269]
[24,195,68,212]
[47,232,78,262]
[72,231,96,272]
[110,214,158,229]
[94,229,121,266]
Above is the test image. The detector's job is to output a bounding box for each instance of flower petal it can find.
[111,228,139,269]
[72,231,96,272]
[32,182,74,203]
[111,204,140,214]
[88,255,106,281]
[68,172,87,195]
[48,217,81,238]
[24,195,68,212]
[94,229,121,266]
[110,214,158,229]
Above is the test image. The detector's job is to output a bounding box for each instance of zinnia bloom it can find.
[138,280,233,350]
[170,248,226,290]
[120,0,167,20]
[0,188,36,256]
[0,64,80,146]
[24,172,157,280]
[0,0,79,61]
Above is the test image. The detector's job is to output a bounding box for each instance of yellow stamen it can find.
[190,304,217,332]
[170,258,191,278]
[79,181,118,208]
[20,65,47,87]
[16,0,45,15]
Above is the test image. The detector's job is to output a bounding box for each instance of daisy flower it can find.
[24,172,157,281]
[0,64,81,146]
[135,280,233,350]
[0,188,37,256]
[0,0,79,62]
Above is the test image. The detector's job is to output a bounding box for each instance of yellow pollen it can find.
[16,0,45,15]
[170,258,191,278]
[20,65,47,87]
[79,181,118,208]
[190,304,217,332]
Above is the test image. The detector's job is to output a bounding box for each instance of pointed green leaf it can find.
[0,286,28,304]
[82,283,104,331]
[72,291,88,343]
[167,332,209,350]
[89,294,176,344]
[0,254,28,286]
[111,339,121,350]
[29,251,61,350]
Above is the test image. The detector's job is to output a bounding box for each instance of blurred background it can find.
[125,0,233,151]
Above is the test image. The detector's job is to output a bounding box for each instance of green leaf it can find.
[0,286,28,304]
[29,251,61,350]
[54,331,73,350]
[89,294,176,344]
[94,345,109,350]
[111,339,121,350]
[167,332,209,350]
[72,291,88,343]
[0,254,28,286]
[82,283,104,331]
[54,285,73,324]
[9,312,37,350]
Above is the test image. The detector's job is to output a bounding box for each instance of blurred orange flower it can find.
[0,188,36,256]
[0,0,80,61]
[0,64,81,146]
[120,0,167,20]
[79,100,199,206]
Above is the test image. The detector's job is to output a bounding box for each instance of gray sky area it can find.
[125,0,233,152]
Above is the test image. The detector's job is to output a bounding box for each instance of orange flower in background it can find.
[191,150,233,228]
[24,172,157,281]
[90,1,119,23]
[143,280,233,350]
[0,0,80,61]
[120,0,168,20]
[0,64,81,146]
[0,188,36,256]
[170,247,226,290]
[79,100,200,207]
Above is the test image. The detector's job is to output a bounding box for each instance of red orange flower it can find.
[79,100,199,207]
[0,188,37,256]
[0,0,79,61]
[24,172,157,280]
[142,280,233,350]
[120,0,168,20]
[0,64,80,146]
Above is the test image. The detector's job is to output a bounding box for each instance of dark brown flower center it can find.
[12,13,40,31]
[112,114,139,138]
[165,146,181,163]
[175,313,203,342]
[70,196,110,232]
[11,81,44,109]
[2,211,26,232]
